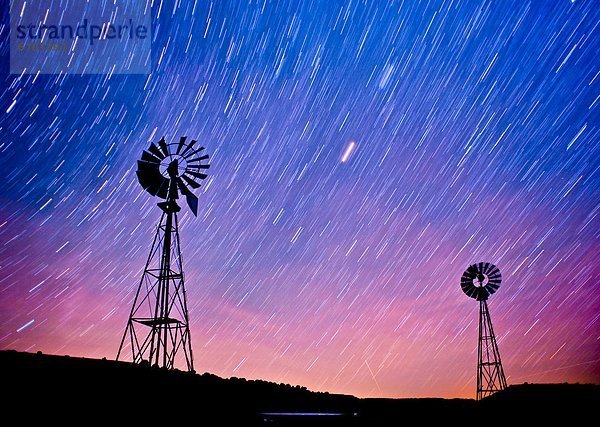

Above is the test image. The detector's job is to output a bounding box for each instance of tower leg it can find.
[477,299,507,400]
[116,203,194,371]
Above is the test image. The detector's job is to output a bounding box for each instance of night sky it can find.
[0,1,598,398]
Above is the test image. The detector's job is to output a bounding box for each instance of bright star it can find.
[341,141,356,162]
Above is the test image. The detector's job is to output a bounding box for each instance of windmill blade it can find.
[158,138,170,159]
[463,286,476,298]
[187,163,210,170]
[186,193,199,216]
[468,264,478,276]
[482,262,491,274]
[136,168,160,184]
[182,174,201,189]
[136,164,164,195]
[461,274,478,299]
[148,143,165,160]
[488,267,501,278]
[177,177,192,195]
[136,171,168,197]
[186,170,208,180]
[478,262,485,275]
[136,171,160,195]
[462,265,482,300]
[141,150,161,164]
[465,286,477,299]
[180,139,197,157]
[137,160,160,173]
[488,276,501,284]
[137,157,171,199]
[147,182,163,196]
[461,272,473,283]
[487,283,500,292]
[187,154,209,163]
[176,136,187,154]
[184,147,206,160]
[156,178,170,199]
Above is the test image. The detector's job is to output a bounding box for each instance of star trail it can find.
[0,1,598,398]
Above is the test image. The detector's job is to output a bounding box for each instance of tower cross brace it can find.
[117,186,194,371]
[477,299,507,400]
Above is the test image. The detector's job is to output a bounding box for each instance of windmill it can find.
[461,262,507,400]
[116,136,210,371]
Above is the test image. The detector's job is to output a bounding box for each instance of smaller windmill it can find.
[461,262,507,400]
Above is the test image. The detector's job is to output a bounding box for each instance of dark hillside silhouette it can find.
[1,350,597,426]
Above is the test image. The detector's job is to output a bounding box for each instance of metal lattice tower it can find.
[117,136,210,371]
[461,262,507,400]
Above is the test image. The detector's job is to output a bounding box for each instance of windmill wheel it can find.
[136,136,210,216]
[460,262,502,301]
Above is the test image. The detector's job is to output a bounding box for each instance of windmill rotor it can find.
[136,137,210,216]
[460,262,501,301]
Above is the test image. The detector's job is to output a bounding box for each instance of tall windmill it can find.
[117,136,210,371]
[460,262,508,400]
